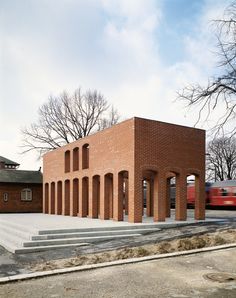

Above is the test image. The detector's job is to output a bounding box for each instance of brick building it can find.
[0,156,43,213]
[43,117,205,223]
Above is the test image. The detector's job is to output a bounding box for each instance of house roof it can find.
[0,156,20,166]
[0,169,42,184]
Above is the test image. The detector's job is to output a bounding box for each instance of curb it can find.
[1,243,236,284]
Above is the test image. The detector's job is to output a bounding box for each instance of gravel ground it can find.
[1,247,236,298]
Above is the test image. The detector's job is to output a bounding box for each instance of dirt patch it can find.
[30,228,236,272]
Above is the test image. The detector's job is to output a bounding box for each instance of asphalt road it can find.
[1,247,236,297]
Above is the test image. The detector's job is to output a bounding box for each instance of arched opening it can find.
[64,179,70,215]
[44,183,49,213]
[72,178,79,216]
[65,150,70,173]
[50,182,55,214]
[142,170,157,219]
[81,177,89,217]
[187,172,205,220]
[82,144,89,169]
[56,181,62,215]
[143,179,153,217]
[91,175,100,218]
[116,170,129,221]
[166,173,177,218]
[105,173,113,219]
[73,147,79,171]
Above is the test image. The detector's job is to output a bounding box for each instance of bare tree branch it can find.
[21,88,120,157]
[178,1,236,135]
[206,136,236,181]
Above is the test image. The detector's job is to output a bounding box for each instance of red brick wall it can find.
[43,117,205,223]
[134,117,205,222]
[0,183,42,213]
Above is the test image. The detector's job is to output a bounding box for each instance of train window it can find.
[220,188,228,196]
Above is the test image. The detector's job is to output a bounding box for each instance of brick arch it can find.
[186,168,201,176]
[164,167,182,177]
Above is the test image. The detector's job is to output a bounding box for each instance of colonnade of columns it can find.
[43,169,205,223]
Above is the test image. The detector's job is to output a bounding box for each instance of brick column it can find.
[113,172,123,221]
[124,178,129,215]
[108,176,113,219]
[128,172,142,223]
[175,174,187,221]
[63,180,70,215]
[195,175,205,220]
[166,178,171,217]
[153,173,166,222]
[100,175,109,219]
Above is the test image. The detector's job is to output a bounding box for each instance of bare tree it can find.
[206,136,236,181]
[21,88,120,156]
[178,1,236,135]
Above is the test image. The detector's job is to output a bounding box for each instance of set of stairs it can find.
[0,220,161,254]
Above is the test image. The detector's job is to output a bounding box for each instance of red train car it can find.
[209,180,236,207]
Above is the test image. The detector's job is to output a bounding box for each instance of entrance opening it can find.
[105,173,113,219]
[82,144,89,169]
[57,181,62,215]
[50,182,55,214]
[92,175,100,218]
[82,177,89,216]
[65,150,70,173]
[44,183,49,213]
[73,147,79,171]
[142,170,157,220]
[64,179,70,215]
[72,178,79,216]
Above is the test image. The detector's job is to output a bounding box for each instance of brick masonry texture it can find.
[0,183,42,213]
[43,117,205,223]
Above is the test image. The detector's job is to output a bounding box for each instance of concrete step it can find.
[14,243,90,254]
[37,224,162,235]
[31,228,160,240]
[0,236,18,253]
[0,220,36,235]
[23,233,142,247]
[0,230,25,248]
[0,225,31,241]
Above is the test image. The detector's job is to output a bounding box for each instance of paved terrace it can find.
[0,210,225,233]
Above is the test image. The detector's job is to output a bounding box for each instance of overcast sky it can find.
[0,0,231,170]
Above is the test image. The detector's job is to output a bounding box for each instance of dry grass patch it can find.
[31,228,236,272]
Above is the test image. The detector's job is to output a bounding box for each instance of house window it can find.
[21,188,32,201]
[3,193,8,202]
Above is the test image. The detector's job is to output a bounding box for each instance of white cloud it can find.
[0,0,232,169]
